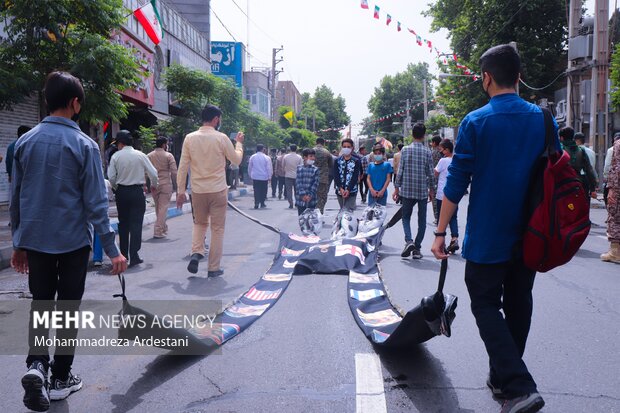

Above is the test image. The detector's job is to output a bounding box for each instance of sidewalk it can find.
[0,187,248,270]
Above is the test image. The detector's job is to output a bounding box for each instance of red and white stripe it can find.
[244,286,282,301]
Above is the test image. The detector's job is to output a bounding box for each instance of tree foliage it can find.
[0,0,141,124]
[367,63,435,134]
[425,113,460,134]
[300,85,350,141]
[610,44,620,110]
[425,0,567,119]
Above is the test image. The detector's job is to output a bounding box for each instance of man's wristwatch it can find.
[434,231,447,237]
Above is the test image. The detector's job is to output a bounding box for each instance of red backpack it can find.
[522,109,591,272]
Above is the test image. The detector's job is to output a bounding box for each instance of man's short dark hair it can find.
[201,104,222,123]
[302,148,316,157]
[256,144,264,153]
[156,137,167,148]
[44,71,84,113]
[397,143,404,150]
[316,137,325,145]
[372,144,385,154]
[412,122,426,139]
[431,135,442,146]
[281,147,287,153]
[341,138,354,147]
[479,44,521,88]
[17,125,31,137]
[116,130,133,146]
[270,147,277,153]
[559,126,575,140]
[574,132,585,144]
[290,144,298,152]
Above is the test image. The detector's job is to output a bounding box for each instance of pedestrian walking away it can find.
[366,144,393,206]
[248,144,273,209]
[10,71,127,412]
[392,142,404,185]
[601,137,620,263]
[313,137,334,214]
[603,133,620,205]
[334,138,362,211]
[6,125,31,185]
[558,126,598,202]
[108,130,159,268]
[393,122,435,260]
[177,104,244,277]
[295,148,319,215]
[269,148,278,198]
[275,147,287,199]
[282,144,303,209]
[358,145,370,203]
[147,137,178,239]
[434,139,459,254]
[430,135,443,223]
[431,44,553,413]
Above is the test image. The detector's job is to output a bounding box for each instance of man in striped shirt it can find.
[393,122,435,259]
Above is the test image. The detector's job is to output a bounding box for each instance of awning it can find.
[148,109,172,122]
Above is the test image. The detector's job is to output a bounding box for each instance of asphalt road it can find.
[0,189,619,412]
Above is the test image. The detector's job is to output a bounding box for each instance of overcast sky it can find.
[210,0,613,125]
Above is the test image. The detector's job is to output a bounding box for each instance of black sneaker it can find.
[446,239,460,254]
[401,241,415,257]
[22,361,49,412]
[411,248,423,259]
[49,371,83,401]
[486,376,506,398]
[207,269,224,277]
[187,253,204,274]
[500,392,544,413]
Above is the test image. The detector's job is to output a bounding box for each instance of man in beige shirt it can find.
[176,105,244,276]
[148,137,178,239]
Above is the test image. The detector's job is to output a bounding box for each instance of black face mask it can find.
[215,121,221,131]
[71,112,81,123]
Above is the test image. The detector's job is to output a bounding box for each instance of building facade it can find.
[243,71,271,119]
[276,80,302,114]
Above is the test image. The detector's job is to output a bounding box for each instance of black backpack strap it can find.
[113,273,127,300]
[540,108,557,157]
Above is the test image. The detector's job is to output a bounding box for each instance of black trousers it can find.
[253,180,268,207]
[359,175,369,201]
[26,246,90,380]
[278,176,286,198]
[271,175,278,197]
[115,185,146,261]
[465,259,538,398]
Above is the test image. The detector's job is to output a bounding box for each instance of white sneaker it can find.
[22,361,50,411]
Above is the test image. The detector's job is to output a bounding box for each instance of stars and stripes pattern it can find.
[244,286,283,301]
[335,244,365,265]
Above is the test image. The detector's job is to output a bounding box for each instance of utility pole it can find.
[423,82,428,121]
[246,0,251,67]
[566,0,583,128]
[404,98,411,138]
[590,0,609,180]
[270,46,284,121]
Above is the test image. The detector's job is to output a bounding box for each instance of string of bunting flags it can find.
[359,0,478,78]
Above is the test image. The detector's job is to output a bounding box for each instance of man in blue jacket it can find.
[431,45,558,413]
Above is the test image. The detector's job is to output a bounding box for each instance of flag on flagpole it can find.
[360,0,369,9]
[133,0,164,45]
[283,111,294,125]
[386,14,392,25]
[397,21,401,31]
[373,5,380,19]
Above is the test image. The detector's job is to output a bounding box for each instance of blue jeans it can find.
[368,194,387,206]
[92,233,103,262]
[401,197,427,248]
[436,199,459,238]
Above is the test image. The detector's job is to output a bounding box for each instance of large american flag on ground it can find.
[244,286,283,301]
[335,244,365,265]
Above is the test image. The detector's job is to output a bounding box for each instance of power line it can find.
[229,0,282,45]
[519,71,567,91]
[211,7,239,43]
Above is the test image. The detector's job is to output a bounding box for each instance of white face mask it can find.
[341,147,352,156]
[374,154,384,162]
[306,159,315,166]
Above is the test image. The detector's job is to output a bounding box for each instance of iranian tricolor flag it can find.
[133,0,164,45]
[360,0,369,9]
[386,14,392,25]
[397,21,401,32]
[373,5,380,19]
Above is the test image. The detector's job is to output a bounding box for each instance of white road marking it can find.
[355,353,387,413]
[596,235,607,240]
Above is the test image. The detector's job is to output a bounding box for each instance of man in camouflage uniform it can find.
[314,137,334,214]
[601,137,620,264]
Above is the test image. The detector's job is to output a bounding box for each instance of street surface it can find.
[0,189,619,412]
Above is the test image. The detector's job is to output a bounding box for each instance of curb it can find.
[0,188,248,270]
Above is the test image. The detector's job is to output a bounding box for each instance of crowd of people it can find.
[6,42,620,413]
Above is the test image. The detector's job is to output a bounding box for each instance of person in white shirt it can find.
[282,144,303,209]
[434,139,459,254]
[248,144,273,209]
[574,133,597,180]
[108,130,158,267]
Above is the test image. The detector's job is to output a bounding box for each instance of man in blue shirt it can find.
[366,144,392,206]
[431,45,555,413]
[248,144,273,209]
[11,72,127,411]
